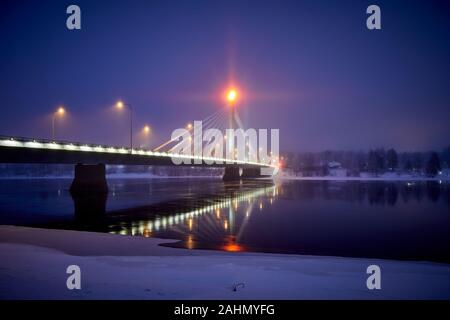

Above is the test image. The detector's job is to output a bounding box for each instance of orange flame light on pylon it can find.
[226,89,237,105]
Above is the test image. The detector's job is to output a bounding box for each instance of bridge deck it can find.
[0,136,272,169]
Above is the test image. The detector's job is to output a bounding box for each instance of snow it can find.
[0,174,220,180]
[106,174,220,179]
[279,172,450,181]
[1,225,450,299]
[0,175,74,180]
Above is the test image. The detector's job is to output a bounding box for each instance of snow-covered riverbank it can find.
[279,174,450,182]
[1,226,450,299]
[0,174,221,180]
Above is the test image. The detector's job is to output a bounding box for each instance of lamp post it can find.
[141,125,151,148]
[226,89,237,160]
[52,106,65,140]
[116,101,133,154]
[227,89,237,130]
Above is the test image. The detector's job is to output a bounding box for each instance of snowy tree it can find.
[368,150,379,175]
[441,146,450,169]
[425,152,441,177]
[386,148,398,171]
[404,160,413,172]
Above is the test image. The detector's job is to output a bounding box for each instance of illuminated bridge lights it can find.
[0,136,275,168]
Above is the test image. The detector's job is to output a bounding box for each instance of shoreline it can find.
[278,176,449,182]
[0,175,222,180]
[0,178,448,183]
[1,225,450,299]
[0,174,448,181]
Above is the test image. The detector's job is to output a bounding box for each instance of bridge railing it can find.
[0,135,134,151]
[0,135,275,168]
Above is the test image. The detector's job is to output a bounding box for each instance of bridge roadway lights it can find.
[70,163,109,195]
[241,167,261,179]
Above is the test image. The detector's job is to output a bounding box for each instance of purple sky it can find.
[0,0,449,152]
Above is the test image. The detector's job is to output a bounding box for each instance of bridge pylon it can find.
[70,163,109,195]
[222,166,241,181]
[241,167,261,179]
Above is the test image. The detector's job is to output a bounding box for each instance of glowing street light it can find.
[116,100,133,153]
[116,101,124,109]
[227,89,237,104]
[186,123,193,130]
[226,88,238,160]
[52,106,66,140]
[140,124,151,148]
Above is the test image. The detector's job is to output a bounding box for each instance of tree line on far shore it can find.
[283,146,450,177]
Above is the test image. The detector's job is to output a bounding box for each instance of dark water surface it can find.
[0,178,449,262]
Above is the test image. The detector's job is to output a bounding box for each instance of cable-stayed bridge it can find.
[0,107,278,194]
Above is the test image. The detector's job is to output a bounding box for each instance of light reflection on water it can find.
[0,178,449,262]
[108,182,278,253]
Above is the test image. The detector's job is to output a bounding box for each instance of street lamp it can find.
[52,106,65,140]
[226,89,238,159]
[140,124,151,148]
[116,100,133,153]
[227,89,237,104]
[226,89,238,127]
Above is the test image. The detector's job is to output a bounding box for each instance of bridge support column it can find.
[241,167,261,179]
[222,167,241,181]
[70,163,108,195]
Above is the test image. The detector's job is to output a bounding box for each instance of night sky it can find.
[0,0,449,152]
